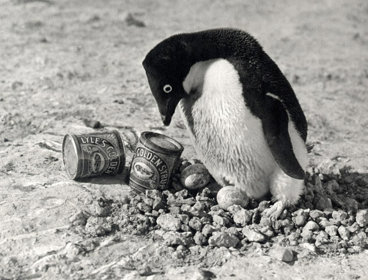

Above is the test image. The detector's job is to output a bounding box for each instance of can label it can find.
[63,131,125,180]
[130,147,169,190]
[77,134,122,176]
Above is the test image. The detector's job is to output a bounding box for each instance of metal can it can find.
[62,130,125,180]
[129,131,183,193]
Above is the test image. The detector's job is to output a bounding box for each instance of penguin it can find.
[142,28,308,219]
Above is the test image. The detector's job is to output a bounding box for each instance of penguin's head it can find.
[142,36,193,126]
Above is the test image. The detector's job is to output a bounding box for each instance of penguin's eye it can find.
[163,84,172,93]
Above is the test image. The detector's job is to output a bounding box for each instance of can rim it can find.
[140,131,184,154]
[62,134,81,180]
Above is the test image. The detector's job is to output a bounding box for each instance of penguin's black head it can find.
[142,35,193,126]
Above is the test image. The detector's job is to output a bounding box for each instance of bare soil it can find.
[0,0,367,279]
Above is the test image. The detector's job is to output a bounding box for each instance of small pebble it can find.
[303,221,319,231]
[270,246,295,263]
[338,226,350,240]
[156,214,182,231]
[83,119,102,129]
[325,225,338,237]
[233,209,252,226]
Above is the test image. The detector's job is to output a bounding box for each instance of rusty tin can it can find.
[62,130,125,180]
[129,131,183,193]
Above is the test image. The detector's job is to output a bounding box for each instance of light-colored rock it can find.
[303,221,319,231]
[233,209,252,226]
[156,214,181,231]
[325,225,338,237]
[338,225,350,240]
[242,227,266,242]
[208,232,239,248]
[216,186,249,210]
[270,246,295,263]
[356,209,368,227]
[202,224,216,237]
[162,231,193,246]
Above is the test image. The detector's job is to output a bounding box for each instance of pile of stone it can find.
[74,159,368,259]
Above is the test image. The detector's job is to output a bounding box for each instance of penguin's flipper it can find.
[262,94,305,180]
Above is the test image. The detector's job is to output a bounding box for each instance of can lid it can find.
[62,134,80,179]
[140,131,184,154]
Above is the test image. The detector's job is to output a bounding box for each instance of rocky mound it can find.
[69,159,368,266]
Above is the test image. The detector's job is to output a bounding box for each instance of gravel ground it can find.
[0,0,367,279]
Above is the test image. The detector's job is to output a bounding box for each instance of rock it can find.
[180,164,210,190]
[351,232,367,247]
[289,231,301,243]
[178,214,190,225]
[156,214,181,231]
[191,269,216,280]
[315,196,332,210]
[347,222,360,233]
[270,246,295,263]
[189,217,203,231]
[62,243,83,260]
[85,217,113,236]
[162,231,193,246]
[233,209,252,226]
[332,210,348,221]
[227,205,243,215]
[137,202,152,213]
[338,226,350,240]
[356,210,368,227]
[300,243,317,252]
[318,217,332,228]
[194,232,207,246]
[242,227,266,242]
[226,227,241,238]
[125,13,146,27]
[303,221,319,231]
[208,232,239,248]
[138,265,153,276]
[301,228,314,241]
[202,224,216,237]
[83,119,102,129]
[260,226,274,238]
[168,206,181,214]
[309,210,324,220]
[344,197,359,212]
[69,211,88,226]
[212,215,230,227]
[294,215,307,227]
[216,186,249,210]
[293,210,308,227]
[325,225,338,237]
[315,231,329,246]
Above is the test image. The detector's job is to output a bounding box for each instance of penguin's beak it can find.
[142,64,183,126]
[158,95,182,126]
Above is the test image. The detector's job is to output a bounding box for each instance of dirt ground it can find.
[0,0,367,279]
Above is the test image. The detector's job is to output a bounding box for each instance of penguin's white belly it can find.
[180,59,279,198]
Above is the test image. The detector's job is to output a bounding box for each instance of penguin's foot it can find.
[263,200,286,221]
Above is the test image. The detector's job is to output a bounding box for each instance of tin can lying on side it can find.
[129,131,183,193]
[62,130,125,180]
